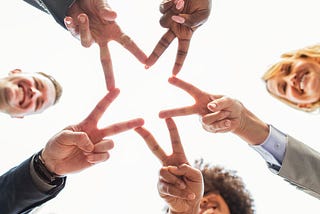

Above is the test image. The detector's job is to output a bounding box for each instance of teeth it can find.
[300,74,306,91]
[18,85,25,106]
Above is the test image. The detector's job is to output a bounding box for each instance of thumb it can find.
[96,1,117,21]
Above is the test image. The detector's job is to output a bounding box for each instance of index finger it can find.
[145,30,176,68]
[135,127,167,163]
[100,118,145,136]
[172,38,190,75]
[165,118,185,155]
[100,45,115,91]
[168,76,203,99]
[84,89,120,123]
[115,34,147,64]
[159,105,197,118]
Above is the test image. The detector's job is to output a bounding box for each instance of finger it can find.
[207,96,236,112]
[160,0,175,14]
[77,14,94,48]
[100,118,145,136]
[165,118,186,156]
[57,130,94,152]
[92,139,114,152]
[159,166,186,189]
[145,30,175,68]
[100,45,115,91]
[159,105,196,118]
[158,179,195,200]
[168,164,202,182]
[168,76,203,100]
[94,0,117,22]
[201,111,230,125]
[116,34,147,64]
[134,127,167,162]
[179,10,211,29]
[86,152,110,163]
[172,38,190,75]
[64,16,79,39]
[84,89,120,123]
[202,119,232,133]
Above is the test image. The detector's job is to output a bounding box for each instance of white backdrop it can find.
[1,0,320,213]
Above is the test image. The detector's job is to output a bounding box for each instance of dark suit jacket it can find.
[1,2,73,212]
[0,156,66,214]
[23,0,75,28]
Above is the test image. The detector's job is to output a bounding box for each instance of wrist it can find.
[233,107,269,145]
[33,150,65,185]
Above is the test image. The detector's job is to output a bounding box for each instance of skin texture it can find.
[145,0,212,75]
[135,118,203,214]
[266,58,320,108]
[65,0,147,91]
[0,69,56,118]
[159,76,269,145]
[199,193,230,214]
[41,89,144,175]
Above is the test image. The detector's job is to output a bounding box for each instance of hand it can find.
[158,77,269,144]
[135,118,188,166]
[159,76,221,118]
[145,0,212,75]
[135,118,202,214]
[158,164,203,214]
[65,0,147,91]
[41,89,144,175]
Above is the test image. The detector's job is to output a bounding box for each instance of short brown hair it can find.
[37,72,63,104]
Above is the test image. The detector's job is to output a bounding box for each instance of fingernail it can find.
[176,0,184,10]
[145,65,150,69]
[79,16,85,23]
[172,16,185,24]
[188,193,196,200]
[179,182,186,189]
[208,103,217,110]
[64,18,71,25]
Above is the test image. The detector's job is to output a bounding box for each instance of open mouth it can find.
[18,83,26,107]
[200,208,214,214]
[297,71,309,93]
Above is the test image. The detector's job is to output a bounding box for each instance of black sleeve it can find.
[0,156,66,214]
[23,0,76,29]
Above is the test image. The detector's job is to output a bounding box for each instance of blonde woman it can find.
[263,44,320,112]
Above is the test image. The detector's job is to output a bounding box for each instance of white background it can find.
[1,0,320,213]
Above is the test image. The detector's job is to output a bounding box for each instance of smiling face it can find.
[199,193,230,214]
[0,69,57,117]
[265,58,320,109]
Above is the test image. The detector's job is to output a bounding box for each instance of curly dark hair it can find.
[196,159,255,214]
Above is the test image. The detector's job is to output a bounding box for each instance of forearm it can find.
[233,106,269,145]
[23,0,76,28]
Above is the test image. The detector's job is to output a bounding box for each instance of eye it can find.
[281,63,291,75]
[282,82,287,94]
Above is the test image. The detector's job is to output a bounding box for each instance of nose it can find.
[200,197,208,208]
[28,87,41,99]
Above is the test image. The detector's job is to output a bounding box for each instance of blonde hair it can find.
[262,44,320,112]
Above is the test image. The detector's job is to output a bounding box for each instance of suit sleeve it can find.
[278,136,320,199]
[0,156,66,214]
[23,0,76,28]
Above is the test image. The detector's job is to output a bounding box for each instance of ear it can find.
[8,69,22,75]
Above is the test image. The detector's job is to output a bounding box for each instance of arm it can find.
[0,155,65,214]
[278,136,320,199]
[23,0,75,28]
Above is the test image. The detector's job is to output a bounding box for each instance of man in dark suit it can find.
[0,89,144,213]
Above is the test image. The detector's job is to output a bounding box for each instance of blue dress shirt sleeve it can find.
[251,125,288,173]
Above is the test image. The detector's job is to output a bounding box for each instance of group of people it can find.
[1,0,320,213]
